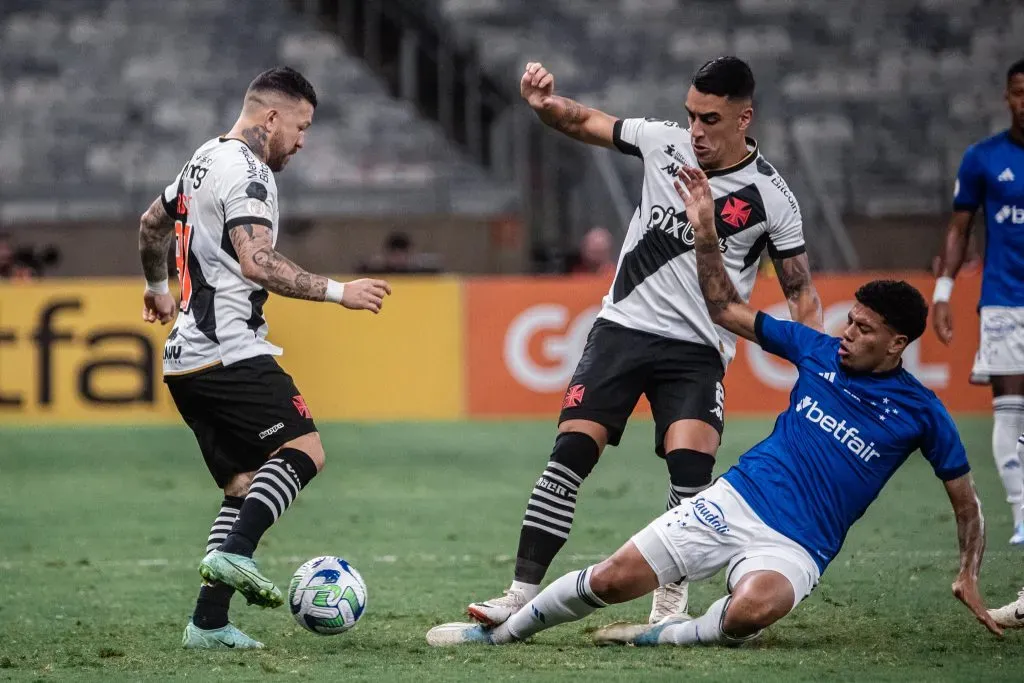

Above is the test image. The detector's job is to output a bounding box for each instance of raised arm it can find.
[673,167,758,341]
[773,253,823,332]
[521,62,617,147]
[944,473,1002,636]
[138,196,177,325]
[932,210,975,344]
[228,224,391,312]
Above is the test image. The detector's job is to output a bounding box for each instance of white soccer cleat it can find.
[988,589,1024,629]
[649,581,690,624]
[1009,522,1024,545]
[466,588,530,626]
[426,622,495,646]
[593,617,691,646]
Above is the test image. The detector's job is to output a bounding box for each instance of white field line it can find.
[1,549,1019,572]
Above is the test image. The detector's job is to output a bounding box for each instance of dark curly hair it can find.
[854,280,928,342]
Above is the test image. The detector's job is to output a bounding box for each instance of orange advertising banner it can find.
[465,273,990,417]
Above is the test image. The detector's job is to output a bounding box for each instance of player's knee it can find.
[589,543,659,604]
[589,557,631,603]
[223,471,255,498]
[279,431,325,472]
[549,431,601,481]
[724,581,792,635]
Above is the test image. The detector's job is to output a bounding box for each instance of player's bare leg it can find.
[990,376,1024,543]
[651,419,719,623]
[596,570,794,646]
[467,419,607,626]
[434,538,657,646]
[200,432,325,608]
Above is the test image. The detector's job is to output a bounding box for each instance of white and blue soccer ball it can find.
[288,556,367,635]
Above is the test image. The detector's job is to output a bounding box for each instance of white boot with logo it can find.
[649,580,690,624]
[988,588,1024,629]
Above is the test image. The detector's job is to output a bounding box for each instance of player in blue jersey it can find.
[426,165,1002,648]
[933,58,1024,545]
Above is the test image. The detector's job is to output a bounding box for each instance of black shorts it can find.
[558,319,725,455]
[165,355,317,487]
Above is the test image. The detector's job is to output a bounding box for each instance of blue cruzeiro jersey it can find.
[722,314,971,573]
[953,130,1024,307]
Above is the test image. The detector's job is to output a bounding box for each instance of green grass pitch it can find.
[1,418,1022,681]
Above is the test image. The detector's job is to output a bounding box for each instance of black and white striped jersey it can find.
[160,137,282,376]
[600,117,805,366]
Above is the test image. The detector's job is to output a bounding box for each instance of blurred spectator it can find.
[567,227,616,276]
[357,231,442,274]
[0,234,61,280]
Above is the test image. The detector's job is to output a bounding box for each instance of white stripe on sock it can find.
[522,519,570,539]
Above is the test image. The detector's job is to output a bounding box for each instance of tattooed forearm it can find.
[240,125,270,161]
[694,229,740,312]
[774,253,823,329]
[947,476,985,578]
[230,224,328,301]
[139,196,175,282]
[537,96,588,137]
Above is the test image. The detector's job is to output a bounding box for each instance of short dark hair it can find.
[854,280,928,343]
[1008,58,1024,84]
[692,57,755,100]
[247,66,317,108]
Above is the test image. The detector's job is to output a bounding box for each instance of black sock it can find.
[514,432,600,585]
[193,495,243,630]
[665,449,715,510]
[220,449,318,558]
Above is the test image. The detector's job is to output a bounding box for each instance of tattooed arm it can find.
[228,224,392,312]
[520,62,617,147]
[773,253,823,331]
[945,474,1002,636]
[672,167,760,341]
[139,196,175,283]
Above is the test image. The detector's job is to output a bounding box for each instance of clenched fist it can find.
[341,278,392,314]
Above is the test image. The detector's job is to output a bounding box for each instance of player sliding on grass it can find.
[139,67,390,649]
[467,55,822,631]
[427,165,1002,648]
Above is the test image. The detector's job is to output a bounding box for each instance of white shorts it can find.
[632,479,820,611]
[972,307,1024,380]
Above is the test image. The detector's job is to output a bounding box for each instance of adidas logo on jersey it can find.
[998,167,1016,182]
[795,397,880,463]
[818,371,836,383]
[995,205,1024,224]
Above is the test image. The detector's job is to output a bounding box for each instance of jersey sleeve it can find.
[222,171,275,231]
[754,311,831,365]
[952,144,985,212]
[612,118,680,159]
[920,402,971,481]
[161,171,182,219]
[766,189,806,260]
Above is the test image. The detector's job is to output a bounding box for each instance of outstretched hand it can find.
[672,166,716,235]
[952,575,1003,637]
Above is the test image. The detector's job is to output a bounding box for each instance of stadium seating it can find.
[0,0,510,217]
[435,0,1022,215]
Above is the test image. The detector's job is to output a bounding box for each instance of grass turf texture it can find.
[0,418,1022,681]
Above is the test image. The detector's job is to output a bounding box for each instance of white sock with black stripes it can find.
[654,595,755,646]
[993,396,1024,527]
[219,448,319,558]
[491,567,606,644]
[206,497,242,554]
[193,495,244,629]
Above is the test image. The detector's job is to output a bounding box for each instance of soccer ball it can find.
[288,556,367,635]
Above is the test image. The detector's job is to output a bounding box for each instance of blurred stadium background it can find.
[0,0,1021,680]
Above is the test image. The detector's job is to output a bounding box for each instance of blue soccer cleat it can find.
[1010,521,1024,545]
[592,617,691,646]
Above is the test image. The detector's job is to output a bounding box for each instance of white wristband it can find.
[932,276,954,303]
[146,279,170,295]
[325,279,345,304]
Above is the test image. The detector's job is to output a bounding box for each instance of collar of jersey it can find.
[703,137,758,178]
[218,135,260,156]
[838,356,904,379]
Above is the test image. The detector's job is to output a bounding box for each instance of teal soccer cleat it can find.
[425,622,496,646]
[198,550,283,608]
[182,620,265,649]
